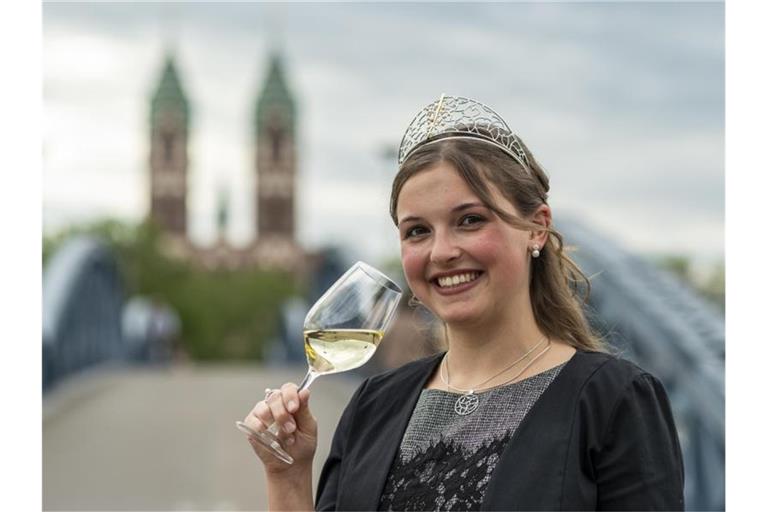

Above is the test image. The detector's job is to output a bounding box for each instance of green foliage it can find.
[43,219,297,361]
[656,255,692,282]
[699,261,725,312]
[654,254,725,313]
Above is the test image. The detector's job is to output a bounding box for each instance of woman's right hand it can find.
[242,382,318,474]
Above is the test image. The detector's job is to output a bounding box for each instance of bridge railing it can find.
[43,235,176,391]
[561,217,724,511]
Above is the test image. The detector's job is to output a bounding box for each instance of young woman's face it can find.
[396,163,534,327]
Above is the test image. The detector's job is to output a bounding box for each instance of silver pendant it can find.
[454,392,479,415]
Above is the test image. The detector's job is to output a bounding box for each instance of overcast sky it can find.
[43,2,724,267]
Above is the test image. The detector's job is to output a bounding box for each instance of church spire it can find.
[148,50,190,237]
[216,184,229,244]
[254,51,295,137]
[151,52,189,132]
[252,48,299,266]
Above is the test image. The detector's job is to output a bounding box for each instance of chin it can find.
[433,304,485,327]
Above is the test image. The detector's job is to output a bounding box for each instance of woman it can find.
[242,95,685,511]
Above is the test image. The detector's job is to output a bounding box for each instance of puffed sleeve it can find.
[315,378,369,511]
[595,373,685,511]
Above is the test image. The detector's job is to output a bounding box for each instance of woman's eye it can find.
[403,225,429,239]
[459,214,484,227]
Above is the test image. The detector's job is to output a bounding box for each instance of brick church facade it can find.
[148,50,304,271]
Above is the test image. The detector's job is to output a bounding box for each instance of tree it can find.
[43,219,298,360]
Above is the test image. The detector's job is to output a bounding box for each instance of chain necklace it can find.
[443,336,546,393]
[440,338,552,416]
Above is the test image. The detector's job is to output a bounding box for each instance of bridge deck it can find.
[43,364,359,511]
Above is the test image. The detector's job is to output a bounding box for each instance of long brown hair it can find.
[390,136,607,353]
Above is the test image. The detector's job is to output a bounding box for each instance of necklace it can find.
[441,338,552,416]
[443,336,546,393]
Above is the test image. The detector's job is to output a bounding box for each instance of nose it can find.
[430,229,461,265]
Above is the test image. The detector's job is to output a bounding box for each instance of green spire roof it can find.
[150,54,190,129]
[255,52,296,134]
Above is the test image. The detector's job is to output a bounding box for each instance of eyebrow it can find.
[398,202,487,225]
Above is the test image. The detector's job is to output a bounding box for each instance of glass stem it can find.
[297,369,320,392]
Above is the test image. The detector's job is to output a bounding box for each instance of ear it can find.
[528,204,551,249]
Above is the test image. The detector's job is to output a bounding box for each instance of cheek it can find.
[400,244,427,290]
[471,229,529,277]
[468,229,511,262]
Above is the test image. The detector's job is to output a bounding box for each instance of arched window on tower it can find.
[269,125,283,162]
[162,132,174,163]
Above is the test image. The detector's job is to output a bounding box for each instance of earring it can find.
[531,244,541,258]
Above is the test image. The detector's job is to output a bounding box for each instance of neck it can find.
[443,299,547,389]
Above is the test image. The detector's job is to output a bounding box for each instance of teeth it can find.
[437,272,479,288]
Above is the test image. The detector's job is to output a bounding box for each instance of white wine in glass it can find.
[304,328,383,374]
[236,262,402,464]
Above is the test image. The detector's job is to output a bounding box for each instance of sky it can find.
[42,2,724,267]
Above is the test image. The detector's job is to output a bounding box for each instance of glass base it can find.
[235,421,294,464]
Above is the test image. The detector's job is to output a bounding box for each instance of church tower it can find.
[253,52,298,265]
[149,53,189,238]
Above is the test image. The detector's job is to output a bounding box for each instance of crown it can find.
[397,94,531,173]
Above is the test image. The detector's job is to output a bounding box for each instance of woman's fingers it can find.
[293,388,316,430]
[244,400,273,433]
[243,383,318,468]
[242,382,314,447]
[280,382,301,414]
[267,387,297,436]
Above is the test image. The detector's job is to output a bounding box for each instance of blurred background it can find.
[42,2,724,511]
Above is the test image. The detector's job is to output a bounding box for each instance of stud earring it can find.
[532,244,541,258]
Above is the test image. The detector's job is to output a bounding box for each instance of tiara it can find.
[397,94,531,173]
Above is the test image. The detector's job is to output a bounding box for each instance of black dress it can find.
[316,350,685,511]
[379,362,566,510]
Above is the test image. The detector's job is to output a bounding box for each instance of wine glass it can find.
[236,261,403,464]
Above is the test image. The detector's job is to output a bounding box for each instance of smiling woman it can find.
[390,102,606,356]
[242,95,685,511]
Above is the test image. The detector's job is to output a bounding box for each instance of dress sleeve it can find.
[315,378,369,511]
[595,373,685,511]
